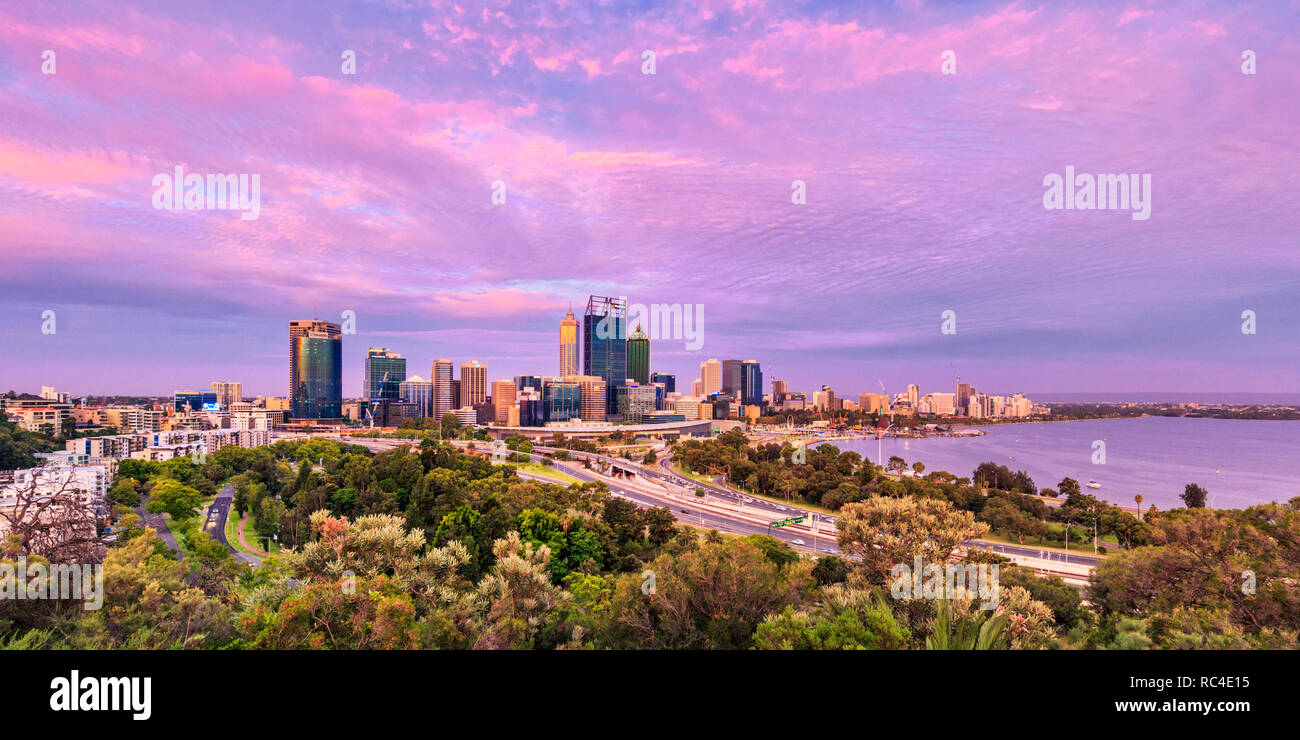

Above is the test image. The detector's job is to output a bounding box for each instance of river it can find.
[825,417,1300,511]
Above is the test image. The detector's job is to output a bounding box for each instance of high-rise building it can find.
[399,375,433,418]
[575,375,608,422]
[700,359,722,396]
[491,379,516,424]
[431,358,454,419]
[559,307,580,377]
[626,324,650,384]
[907,384,920,410]
[771,379,788,401]
[543,378,583,423]
[363,347,406,401]
[583,295,626,416]
[459,360,487,408]
[616,383,657,422]
[956,382,972,416]
[209,382,242,408]
[650,373,675,393]
[692,378,703,396]
[740,360,763,406]
[515,375,543,393]
[518,387,544,427]
[289,319,342,419]
[722,359,743,397]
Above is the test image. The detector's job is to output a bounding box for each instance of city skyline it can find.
[1,0,1297,397]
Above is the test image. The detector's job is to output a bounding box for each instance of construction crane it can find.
[364,370,392,429]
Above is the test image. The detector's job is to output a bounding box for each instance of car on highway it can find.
[791,538,806,545]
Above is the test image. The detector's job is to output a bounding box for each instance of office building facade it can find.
[460,361,487,408]
[399,375,433,417]
[431,359,454,419]
[559,308,579,377]
[209,381,242,408]
[583,295,626,416]
[290,320,342,419]
[650,373,675,393]
[626,324,650,384]
[363,347,406,401]
[740,360,763,406]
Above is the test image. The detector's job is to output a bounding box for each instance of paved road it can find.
[339,436,1103,567]
[203,483,262,566]
[135,499,183,560]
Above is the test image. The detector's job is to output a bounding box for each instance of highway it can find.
[298,433,1103,570]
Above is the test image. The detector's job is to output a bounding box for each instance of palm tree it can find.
[925,600,1009,650]
[1134,494,1144,521]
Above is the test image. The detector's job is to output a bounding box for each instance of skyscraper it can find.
[363,347,406,401]
[431,358,454,419]
[956,382,972,416]
[626,324,650,384]
[460,360,487,408]
[583,295,626,416]
[559,307,579,377]
[289,319,342,419]
[576,375,608,422]
[650,372,675,393]
[740,360,763,406]
[771,379,788,401]
[491,379,516,424]
[722,359,743,397]
[700,358,722,396]
[209,381,242,408]
[907,384,920,410]
[399,375,433,418]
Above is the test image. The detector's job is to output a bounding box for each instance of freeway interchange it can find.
[336,434,1100,579]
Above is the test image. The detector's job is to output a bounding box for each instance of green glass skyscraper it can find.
[363,347,406,401]
[626,324,650,384]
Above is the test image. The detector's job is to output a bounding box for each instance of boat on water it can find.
[1087,480,1102,489]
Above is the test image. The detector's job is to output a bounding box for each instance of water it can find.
[825,417,1300,511]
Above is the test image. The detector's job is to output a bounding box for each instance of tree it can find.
[1058,477,1081,499]
[911,461,925,477]
[643,449,657,464]
[811,555,850,586]
[1134,494,1144,520]
[981,498,1047,544]
[837,497,989,583]
[145,479,203,522]
[887,456,907,475]
[1181,483,1208,509]
[107,476,142,508]
[0,470,104,562]
[440,413,461,440]
[598,540,810,649]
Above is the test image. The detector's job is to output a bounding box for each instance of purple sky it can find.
[1,0,1297,399]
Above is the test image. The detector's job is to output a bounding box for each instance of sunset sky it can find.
[1,0,1297,398]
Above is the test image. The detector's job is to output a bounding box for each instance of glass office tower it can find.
[626,324,650,384]
[650,372,675,393]
[363,347,406,401]
[291,321,342,419]
[542,379,583,422]
[582,295,626,416]
[740,360,763,406]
